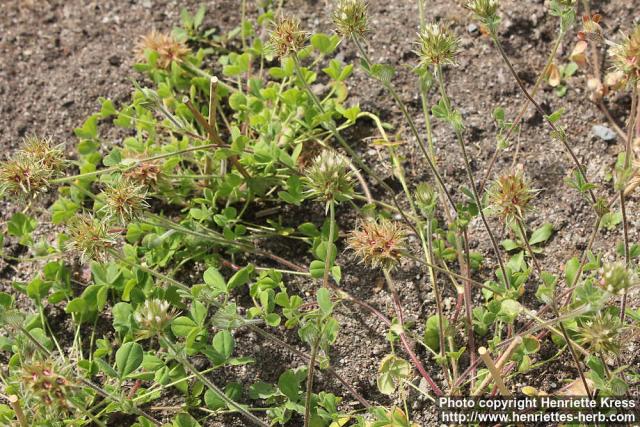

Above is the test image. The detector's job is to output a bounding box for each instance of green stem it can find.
[488,32,597,206]
[51,144,224,184]
[620,83,638,322]
[161,334,268,427]
[304,334,322,427]
[323,202,336,289]
[434,65,510,289]
[479,31,565,192]
[290,53,418,234]
[351,36,457,214]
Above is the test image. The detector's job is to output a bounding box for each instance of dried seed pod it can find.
[609,25,640,82]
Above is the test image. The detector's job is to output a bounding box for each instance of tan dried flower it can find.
[487,169,536,224]
[135,30,190,69]
[268,17,307,58]
[347,218,407,271]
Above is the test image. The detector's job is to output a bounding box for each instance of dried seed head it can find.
[124,161,163,188]
[0,136,64,200]
[134,30,190,69]
[414,182,437,217]
[609,25,640,82]
[0,153,50,198]
[134,298,176,338]
[578,312,622,355]
[487,169,536,224]
[466,0,500,32]
[22,359,73,414]
[333,0,368,39]
[579,14,603,42]
[347,218,407,271]
[21,136,64,174]
[416,23,460,68]
[599,262,634,295]
[303,150,354,208]
[268,17,307,58]
[99,176,149,224]
[65,214,118,263]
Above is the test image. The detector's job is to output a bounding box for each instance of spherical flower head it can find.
[0,153,50,198]
[599,262,634,295]
[124,161,163,188]
[487,169,535,224]
[416,23,460,68]
[99,176,149,224]
[333,0,368,39]
[466,0,500,32]
[134,299,176,338]
[65,214,118,263]
[578,312,622,355]
[21,136,64,174]
[268,17,307,58]
[303,150,354,209]
[609,25,640,82]
[22,358,73,414]
[134,30,190,69]
[347,218,407,271]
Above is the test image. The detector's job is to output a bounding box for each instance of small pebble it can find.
[467,23,478,35]
[592,124,616,141]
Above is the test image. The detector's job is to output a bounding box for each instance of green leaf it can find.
[203,267,227,294]
[377,354,411,395]
[499,299,521,323]
[309,260,325,279]
[278,370,301,402]
[227,266,252,290]
[115,342,143,378]
[65,297,86,314]
[50,198,80,224]
[7,212,37,241]
[173,413,201,427]
[74,114,99,139]
[212,330,234,361]
[311,33,339,55]
[546,107,565,123]
[528,223,554,245]
[564,257,580,287]
[171,316,198,337]
[317,287,333,315]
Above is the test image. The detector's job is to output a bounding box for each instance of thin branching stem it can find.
[488,32,597,206]
[620,82,638,322]
[434,65,510,289]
